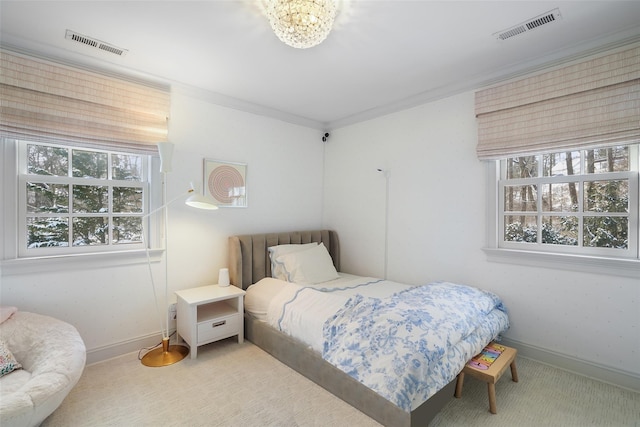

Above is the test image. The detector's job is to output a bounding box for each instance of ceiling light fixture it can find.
[266,0,337,49]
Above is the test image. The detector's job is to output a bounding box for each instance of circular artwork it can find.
[207,165,245,205]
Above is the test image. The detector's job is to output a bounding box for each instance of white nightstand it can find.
[175,284,246,359]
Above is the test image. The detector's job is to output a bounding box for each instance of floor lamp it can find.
[141,142,218,367]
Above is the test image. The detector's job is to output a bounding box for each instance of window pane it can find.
[542,216,578,245]
[27,217,69,248]
[113,217,143,244]
[18,141,150,256]
[504,185,537,212]
[583,217,628,249]
[543,151,580,176]
[504,215,537,243]
[72,217,109,246]
[584,146,629,174]
[584,180,628,213]
[542,183,579,212]
[27,144,68,176]
[26,182,69,213]
[112,154,142,181]
[113,187,143,213]
[73,185,108,213]
[72,150,108,179]
[506,156,538,179]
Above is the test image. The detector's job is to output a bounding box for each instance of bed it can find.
[228,230,509,426]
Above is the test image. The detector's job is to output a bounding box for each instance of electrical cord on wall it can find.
[137,330,179,361]
[377,168,390,280]
[321,132,330,223]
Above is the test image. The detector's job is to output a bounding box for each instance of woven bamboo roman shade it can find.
[0,50,170,152]
[475,45,640,160]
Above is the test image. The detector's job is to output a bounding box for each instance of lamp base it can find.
[141,337,189,367]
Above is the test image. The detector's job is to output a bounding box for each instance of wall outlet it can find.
[167,303,178,333]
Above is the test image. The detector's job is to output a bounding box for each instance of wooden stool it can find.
[454,344,518,414]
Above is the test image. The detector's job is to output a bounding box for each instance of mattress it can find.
[245,273,510,411]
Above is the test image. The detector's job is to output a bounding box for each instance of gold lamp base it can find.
[141,337,189,367]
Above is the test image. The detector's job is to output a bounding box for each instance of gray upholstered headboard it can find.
[228,230,340,290]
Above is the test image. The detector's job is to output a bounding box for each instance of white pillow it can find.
[275,242,339,285]
[245,278,289,321]
[268,242,318,280]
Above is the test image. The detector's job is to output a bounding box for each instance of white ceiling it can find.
[1,1,640,130]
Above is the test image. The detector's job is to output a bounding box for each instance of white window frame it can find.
[0,138,163,275]
[484,144,640,278]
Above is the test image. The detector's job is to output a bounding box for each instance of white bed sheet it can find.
[246,273,414,352]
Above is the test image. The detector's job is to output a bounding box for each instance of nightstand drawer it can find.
[197,313,241,344]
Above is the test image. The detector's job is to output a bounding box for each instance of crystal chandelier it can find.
[266,0,337,49]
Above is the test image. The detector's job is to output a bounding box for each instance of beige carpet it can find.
[42,338,639,427]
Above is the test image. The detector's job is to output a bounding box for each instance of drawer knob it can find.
[212,320,226,328]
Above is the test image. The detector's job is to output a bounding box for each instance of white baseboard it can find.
[85,332,639,393]
[86,328,177,365]
[500,337,640,393]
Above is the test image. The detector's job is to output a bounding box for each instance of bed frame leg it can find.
[454,372,465,398]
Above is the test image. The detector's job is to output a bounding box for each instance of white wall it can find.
[323,91,640,391]
[2,78,637,391]
[0,88,325,363]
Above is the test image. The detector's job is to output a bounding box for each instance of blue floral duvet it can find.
[321,281,509,411]
[266,277,509,412]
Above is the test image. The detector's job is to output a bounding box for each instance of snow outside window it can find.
[496,144,639,260]
[16,140,152,257]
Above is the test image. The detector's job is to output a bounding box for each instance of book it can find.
[466,342,506,370]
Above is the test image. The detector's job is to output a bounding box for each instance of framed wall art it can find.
[203,159,247,207]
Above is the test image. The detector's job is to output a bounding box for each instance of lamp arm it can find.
[142,188,196,220]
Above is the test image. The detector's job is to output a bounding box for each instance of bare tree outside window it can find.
[24,143,145,251]
[501,145,632,252]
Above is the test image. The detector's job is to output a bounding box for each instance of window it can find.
[1,51,168,270]
[496,144,639,259]
[17,140,151,257]
[475,46,639,275]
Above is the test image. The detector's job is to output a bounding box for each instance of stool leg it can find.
[510,360,519,382]
[455,372,465,398]
[488,383,497,414]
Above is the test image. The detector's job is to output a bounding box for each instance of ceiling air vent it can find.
[494,8,562,41]
[65,30,128,56]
